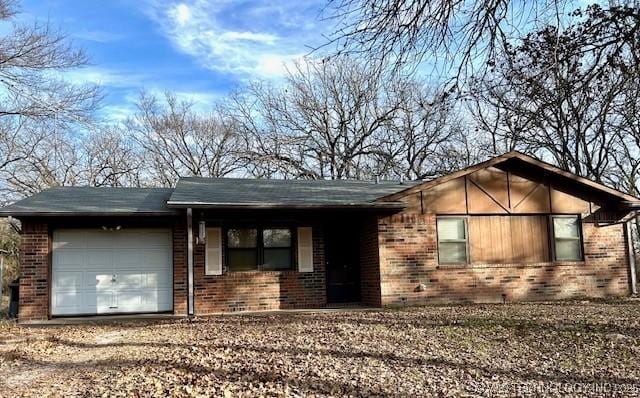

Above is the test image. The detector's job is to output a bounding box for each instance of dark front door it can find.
[325,225,360,303]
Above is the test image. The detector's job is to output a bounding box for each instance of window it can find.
[437,217,468,264]
[552,216,583,261]
[225,227,294,271]
[227,228,258,271]
[263,228,293,270]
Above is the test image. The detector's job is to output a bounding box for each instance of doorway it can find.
[325,224,361,303]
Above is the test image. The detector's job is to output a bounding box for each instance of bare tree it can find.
[231,58,406,179]
[81,129,144,187]
[231,58,471,180]
[386,84,466,179]
[469,5,639,182]
[0,122,82,197]
[0,0,101,123]
[324,1,640,82]
[0,0,104,199]
[127,92,245,186]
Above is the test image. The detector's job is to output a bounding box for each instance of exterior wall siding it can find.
[19,221,50,321]
[192,226,326,314]
[378,213,631,306]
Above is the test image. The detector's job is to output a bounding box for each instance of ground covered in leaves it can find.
[1,301,640,397]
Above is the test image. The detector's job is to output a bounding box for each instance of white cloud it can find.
[171,3,192,26]
[63,67,148,88]
[144,0,326,78]
[72,30,125,43]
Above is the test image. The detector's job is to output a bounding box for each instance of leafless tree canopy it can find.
[324,1,640,81]
[469,5,640,186]
[229,58,464,180]
[0,0,103,197]
[126,92,246,187]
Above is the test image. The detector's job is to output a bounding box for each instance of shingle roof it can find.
[167,177,416,209]
[0,187,176,216]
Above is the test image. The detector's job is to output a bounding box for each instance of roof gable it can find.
[380,151,640,208]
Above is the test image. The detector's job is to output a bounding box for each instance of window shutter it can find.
[297,227,313,273]
[206,227,223,275]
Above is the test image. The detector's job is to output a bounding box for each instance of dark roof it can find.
[0,187,176,216]
[167,177,417,209]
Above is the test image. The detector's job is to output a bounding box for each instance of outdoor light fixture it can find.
[198,221,206,244]
[101,226,123,231]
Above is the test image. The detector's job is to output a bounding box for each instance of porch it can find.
[187,209,384,314]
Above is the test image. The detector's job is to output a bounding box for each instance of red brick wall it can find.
[359,217,381,306]
[173,221,188,315]
[378,213,631,306]
[19,221,50,321]
[192,226,326,314]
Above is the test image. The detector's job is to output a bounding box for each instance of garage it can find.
[51,228,173,316]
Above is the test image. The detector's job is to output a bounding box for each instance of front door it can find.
[325,225,360,303]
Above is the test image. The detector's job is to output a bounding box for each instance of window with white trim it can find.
[552,216,583,261]
[437,217,468,264]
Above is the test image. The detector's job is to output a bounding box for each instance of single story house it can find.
[1,151,638,322]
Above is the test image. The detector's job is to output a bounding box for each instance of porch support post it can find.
[626,220,638,296]
[187,208,195,315]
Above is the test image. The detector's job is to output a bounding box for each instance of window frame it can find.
[224,226,296,272]
[225,228,259,272]
[262,227,295,271]
[550,215,584,262]
[436,216,470,265]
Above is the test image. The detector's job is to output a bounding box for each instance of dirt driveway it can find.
[1,301,640,397]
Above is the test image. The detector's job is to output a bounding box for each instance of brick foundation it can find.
[192,226,326,314]
[377,213,631,306]
[19,222,50,321]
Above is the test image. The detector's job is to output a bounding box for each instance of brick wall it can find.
[173,221,188,315]
[192,226,326,314]
[19,221,50,321]
[359,217,381,307]
[378,213,631,306]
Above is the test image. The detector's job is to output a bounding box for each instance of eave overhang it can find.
[166,201,406,211]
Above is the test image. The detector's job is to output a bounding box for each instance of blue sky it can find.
[16,0,330,120]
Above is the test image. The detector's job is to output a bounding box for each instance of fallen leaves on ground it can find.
[1,301,640,397]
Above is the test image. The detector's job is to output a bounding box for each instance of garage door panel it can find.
[85,232,114,248]
[53,231,88,249]
[114,232,170,248]
[84,292,114,312]
[116,290,172,312]
[144,271,171,289]
[142,249,171,266]
[52,228,172,316]
[52,292,81,313]
[114,249,170,268]
[115,291,143,310]
[85,272,114,289]
[116,272,143,289]
[53,292,114,314]
[85,249,113,266]
[53,249,85,268]
[115,270,171,290]
[53,271,83,290]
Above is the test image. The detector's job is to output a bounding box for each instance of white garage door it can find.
[52,229,173,316]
